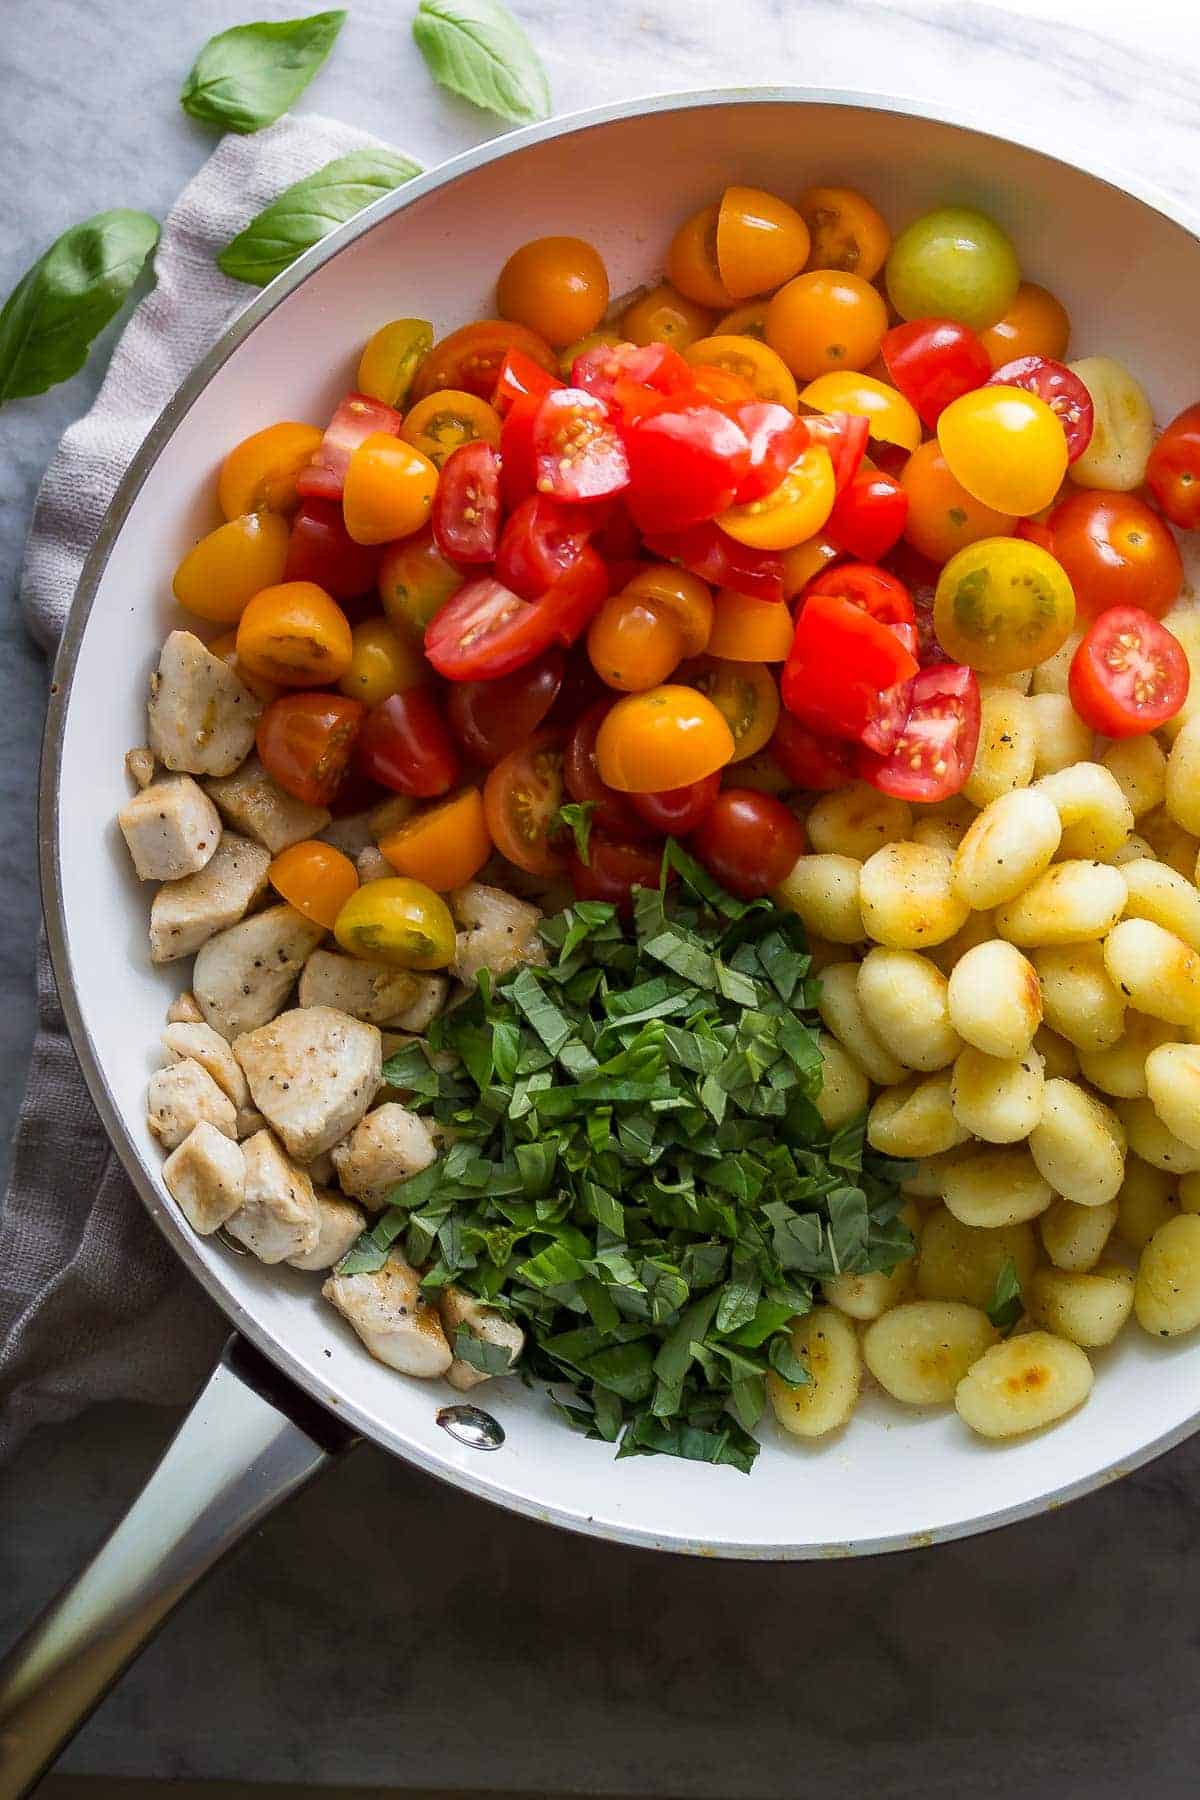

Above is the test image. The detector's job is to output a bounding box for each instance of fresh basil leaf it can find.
[0,211,158,405]
[181,11,346,134]
[217,148,422,285]
[380,1042,442,1097]
[453,1325,516,1375]
[987,1257,1024,1334]
[554,801,595,866]
[412,0,551,125]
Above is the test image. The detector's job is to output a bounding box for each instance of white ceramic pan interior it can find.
[44,90,1200,1558]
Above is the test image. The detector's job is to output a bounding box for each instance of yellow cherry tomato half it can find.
[781,533,840,600]
[715,300,768,340]
[937,384,1069,516]
[559,327,622,377]
[666,204,734,311]
[621,282,714,352]
[207,630,282,705]
[588,595,684,692]
[338,618,427,707]
[172,510,289,625]
[799,371,922,451]
[764,270,888,381]
[496,235,610,349]
[900,440,1017,565]
[377,787,492,892]
[684,334,798,410]
[401,389,502,470]
[716,185,811,300]
[797,185,892,281]
[378,527,464,638]
[717,443,835,551]
[235,581,354,687]
[707,589,794,662]
[357,318,434,409]
[979,282,1070,370]
[621,564,714,657]
[682,656,781,761]
[595,685,735,792]
[217,421,323,521]
[934,537,1076,675]
[342,434,439,545]
[333,876,456,969]
[268,839,359,930]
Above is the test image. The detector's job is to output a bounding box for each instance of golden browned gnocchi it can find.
[1116,1156,1179,1250]
[954,1331,1093,1438]
[962,690,1037,809]
[1027,1264,1134,1347]
[806,782,913,861]
[940,1146,1054,1227]
[1034,761,1134,860]
[946,940,1042,1058]
[900,1147,975,1202]
[813,1032,870,1131]
[1139,808,1200,880]
[1028,1079,1126,1206]
[952,788,1062,909]
[1032,1023,1080,1080]
[1159,609,1200,744]
[926,907,998,975]
[867,1072,970,1158]
[1029,629,1084,697]
[767,1306,861,1439]
[863,1301,997,1405]
[856,948,961,1072]
[822,1261,914,1322]
[950,1044,1045,1143]
[1101,736,1167,820]
[1107,832,1156,867]
[1039,1196,1118,1272]
[1077,1010,1177,1099]
[1032,942,1126,1053]
[858,843,970,950]
[1027,692,1094,777]
[1120,859,1200,953]
[995,860,1127,948]
[1134,1214,1200,1337]
[1102,918,1200,1029]
[916,1208,1039,1308]
[816,962,909,1086]
[1164,716,1200,837]
[1180,1173,1200,1215]
[1116,1096,1200,1175]
[775,853,865,944]
[1144,1042,1200,1153]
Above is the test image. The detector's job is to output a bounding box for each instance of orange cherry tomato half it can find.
[797,185,891,281]
[377,786,493,890]
[207,630,281,705]
[900,439,1016,564]
[595,685,735,791]
[356,318,434,409]
[268,839,359,929]
[717,444,835,550]
[401,389,502,470]
[236,582,354,687]
[707,589,795,662]
[621,564,714,656]
[716,186,811,301]
[218,421,324,520]
[483,729,569,875]
[496,236,610,349]
[765,271,888,381]
[621,283,714,351]
[378,527,464,637]
[680,655,780,762]
[588,594,685,692]
[979,282,1071,370]
[716,301,769,340]
[342,434,439,546]
[1048,489,1183,622]
[338,618,427,707]
[684,334,799,410]
[411,320,559,404]
[781,533,841,600]
[172,511,290,624]
[666,204,734,311]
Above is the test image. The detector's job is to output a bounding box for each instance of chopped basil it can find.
[553,800,595,866]
[987,1257,1024,1334]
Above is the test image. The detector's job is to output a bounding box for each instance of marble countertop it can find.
[3,0,1200,1790]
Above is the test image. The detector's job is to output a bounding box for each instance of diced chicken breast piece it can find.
[388,974,448,1032]
[355,846,392,883]
[204,755,330,854]
[193,905,325,1041]
[438,1285,525,1391]
[125,746,155,789]
[298,949,423,1025]
[224,1129,320,1263]
[232,1005,381,1160]
[236,1107,267,1139]
[162,1021,250,1109]
[166,990,205,1024]
[146,1058,237,1149]
[297,1145,336,1184]
[147,630,261,777]
[450,882,546,986]
[162,1121,245,1235]
[331,1102,437,1208]
[149,833,271,963]
[286,1188,366,1271]
[323,1253,452,1377]
[118,776,221,882]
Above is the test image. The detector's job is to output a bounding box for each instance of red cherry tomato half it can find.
[296,393,403,501]
[1147,402,1200,530]
[493,347,563,414]
[881,540,945,664]
[624,401,752,533]
[628,772,721,836]
[563,701,654,840]
[808,563,918,658]
[688,789,807,898]
[734,403,811,504]
[857,662,981,802]
[499,390,542,510]
[571,340,692,413]
[569,834,665,909]
[445,650,565,766]
[425,550,607,682]
[879,319,992,428]
[769,713,857,791]
[283,498,382,599]
[412,320,558,403]
[802,412,870,493]
[643,521,785,603]
[782,592,919,745]
[495,493,595,598]
[1048,489,1184,622]
[825,467,909,563]
[356,688,459,798]
[1068,605,1189,738]
[484,729,569,877]
[432,441,502,565]
[532,387,631,503]
[256,691,367,807]
[987,355,1094,462]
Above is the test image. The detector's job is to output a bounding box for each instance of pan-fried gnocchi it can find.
[1039,1197,1118,1272]
[775,852,865,944]
[1102,737,1167,819]
[952,788,1062,909]
[1116,1157,1178,1250]
[962,690,1037,808]
[1034,761,1134,860]
[1102,919,1200,1028]
[1134,1215,1200,1337]
[995,860,1127,947]
[822,1261,914,1321]
[1027,1264,1135,1347]
[1115,1096,1200,1174]
[1028,693,1094,777]
[916,1208,1039,1307]
[941,1146,1054,1227]
[859,843,970,950]
[1144,1042,1200,1152]
[806,783,913,860]
[1120,859,1200,953]
[816,962,910,1086]
[856,948,961,1072]
[1028,1079,1125,1206]
[954,1332,1093,1438]
[1077,1010,1177,1099]
[1032,942,1125,1053]
[1032,1024,1080,1080]
[1029,629,1083,696]
[767,1307,860,1439]
[946,940,1041,1058]
[813,1033,870,1131]
[868,1072,970,1158]
[950,1045,1045,1143]
[863,1302,997,1405]
[1164,716,1200,836]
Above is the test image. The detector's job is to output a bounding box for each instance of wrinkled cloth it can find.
[1,114,396,1463]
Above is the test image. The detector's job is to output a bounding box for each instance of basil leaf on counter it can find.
[0,211,159,406]
[181,11,347,134]
[217,149,423,285]
[412,0,551,125]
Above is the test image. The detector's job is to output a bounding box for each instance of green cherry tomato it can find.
[885,207,1020,332]
[333,877,456,969]
[937,385,1069,516]
[934,537,1076,675]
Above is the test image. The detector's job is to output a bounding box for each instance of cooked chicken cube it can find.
[450,882,546,986]
[286,1189,366,1272]
[355,846,392,883]
[225,1130,320,1263]
[149,833,271,963]
[162,1121,245,1235]
[232,1005,381,1160]
[125,746,156,789]
[297,1146,336,1185]
[147,630,261,777]
[297,949,424,1025]
[330,1102,437,1208]
[146,1058,237,1149]
[193,905,325,1041]
[236,1107,267,1139]
[166,990,205,1024]
[323,1252,452,1377]
[389,974,448,1032]
[118,776,221,882]
[204,755,330,854]
[438,1285,525,1391]
[162,1021,250,1109]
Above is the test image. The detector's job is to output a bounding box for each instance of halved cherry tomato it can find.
[207,631,281,706]
[571,340,693,413]
[342,435,439,546]
[769,713,856,791]
[667,204,734,311]
[569,834,665,909]
[588,591,686,692]
[707,588,794,661]
[689,789,806,898]
[715,301,768,340]
[938,386,1069,517]
[334,878,456,970]
[493,347,564,414]
[219,422,324,520]
[621,284,714,352]
[808,563,918,657]
[688,364,758,409]
[628,772,720,836]
[802,412,870,493]
[623,565,714,655]
[857,662,980,802]
[883,541,946,664]
[765,271,888,381]
[446,650,564,766]
[826,467,908,562]
[297,394,403,502]
[988,356,1094,463]
[643,521,785,603]
[797,185,891,281]
[685,335,799,411]
[979,283,1070,370]
[284,499,382,600]
[1068,605,1190,738]
[172,511,290,624]
[484,729,569,875]
[533,387,630,502]
[357,318,433,409]
[1048,490,1183,622]
[899,440,1016,565]
[412,320,558,403]
[934,537,1076,675]
[268,839,359,929]
[497,235,609,348]
[781,533,841,600]
[356,689,459,798]
[624,400,751,533]
[378,528,463,637]
[733,403,810,503]
[256,692,366,806]
[378,786,493,890]
[681,655,780,762]
[563,701,653,839]
[338,619,426,707]
[800,372,921,452]
[401,389,502,469]
[718,444,835,551]
[1015,517,1057,555]
[782,592,918,744]
[425,551,607,682]
[595,685,735,791]
[879,319,991,428]
[716,186,811,300]
[236,582,354,687]
[1147,402,1200,530]
[432,441,502,565]
[495,494,594,598]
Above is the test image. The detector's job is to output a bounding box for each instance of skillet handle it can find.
[0,1334,356,1797]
